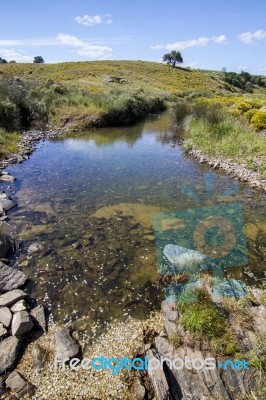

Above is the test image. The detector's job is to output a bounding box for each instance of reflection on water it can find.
[3,112,266,332]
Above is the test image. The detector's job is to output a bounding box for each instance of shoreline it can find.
[184,142,266,192]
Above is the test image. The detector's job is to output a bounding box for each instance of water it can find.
[3,113,266,332]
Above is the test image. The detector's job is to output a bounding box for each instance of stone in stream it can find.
[54,327,80,362]
[0,195,17,211]
[0,336,21,375]
[0,289,27,307]
[30,305,47,332]
[5,371,35,397]
[12,311,33,336]
[27,242,45,254]
[0,306,12,327]
[0,262,27,292]
[0,174,16,182]
[163,244,206,273]
[0,236,15,259]
[31,344,47,371]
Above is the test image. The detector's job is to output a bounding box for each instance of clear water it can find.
[3,113,266,332]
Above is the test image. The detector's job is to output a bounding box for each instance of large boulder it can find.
[0,262,27,292]
[0,336,21,375]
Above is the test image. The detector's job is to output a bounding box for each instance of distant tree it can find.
[33,56,45,64]
[0,57,7,64]
[9,60,16,64]
[163,51,183,68]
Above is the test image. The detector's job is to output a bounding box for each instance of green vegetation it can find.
[0,129,20,158]
[223,70,265,93]
[172,96,266,177]
[177,288,239,355]
[0,60,265,166]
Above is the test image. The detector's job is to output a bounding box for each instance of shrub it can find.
[171,101,191,125]
[251,110,266,130]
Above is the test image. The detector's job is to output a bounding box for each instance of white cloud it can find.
[0,48,32,62]
[166,37,209,51]
[74,14,113,26]
[74,15,102,26]
[56,33,113,59]
[150,44,164,50]
[212,34,227,44]
[239,29,266,44]
[151,34,227,51]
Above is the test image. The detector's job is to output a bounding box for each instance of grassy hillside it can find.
[0,60,228,96]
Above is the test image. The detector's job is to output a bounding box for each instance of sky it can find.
[0,0,266,74]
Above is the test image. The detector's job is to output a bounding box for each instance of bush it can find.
[251,110,266,130]
[171,101,191,125]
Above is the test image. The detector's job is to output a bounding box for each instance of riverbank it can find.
[184,145,266,192]
[171,96,266,192]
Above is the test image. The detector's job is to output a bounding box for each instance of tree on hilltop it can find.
[163,51,183,68]
[33,56,45,64]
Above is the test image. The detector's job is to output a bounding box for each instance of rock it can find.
[0,322,7,338]
[5,371,35,397]
[31,345,46,371]
[163,244,206,273]
[0,289,27,307]
[28,242,45,254]
[54,327,80,361]
[0,197,17,211]
[146,349,171,400]
[213,278,247,299]
[0,262,27,292]
[161,301,179,336]
[30,305,46,332]
[11,311,33,336]
[133,379,146,400]
[0,174,16,182]
[0,307,12,327]
[0,236,14,258]
[11,300,28,313]
[0,336,21,374]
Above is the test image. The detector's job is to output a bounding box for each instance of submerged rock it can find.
[54,327,80,361]
[163,244,206,272]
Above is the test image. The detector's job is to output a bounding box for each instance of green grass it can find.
[177,288,239,355]
[0,129,20,158]
[171,99,266,178]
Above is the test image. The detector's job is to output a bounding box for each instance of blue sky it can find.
[0,0,266,73]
